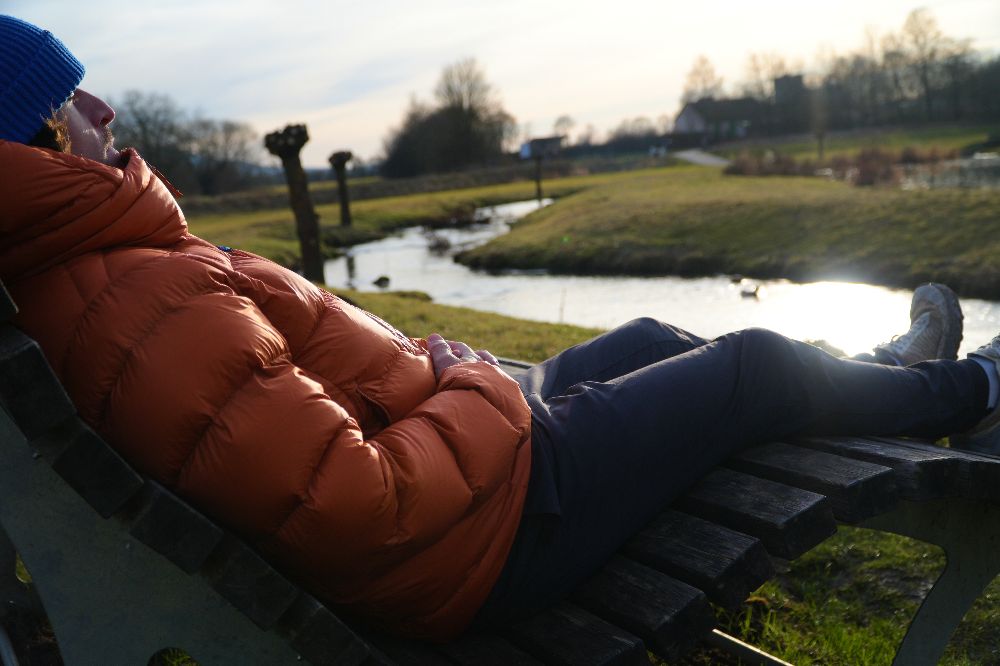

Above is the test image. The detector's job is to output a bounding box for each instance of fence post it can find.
[328,151,353,227]
[264,125,324,282]
[534,155,543,202]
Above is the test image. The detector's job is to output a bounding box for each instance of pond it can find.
[900,153,1000,190]
[324,199,1000,358]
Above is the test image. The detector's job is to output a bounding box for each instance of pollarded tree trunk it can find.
[264,125,324,282]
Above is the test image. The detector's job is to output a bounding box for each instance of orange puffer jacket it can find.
[0,141,532,640]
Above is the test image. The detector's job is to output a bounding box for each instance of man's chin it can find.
[104,146,127,168]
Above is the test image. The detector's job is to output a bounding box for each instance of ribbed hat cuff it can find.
[0,23,85,144]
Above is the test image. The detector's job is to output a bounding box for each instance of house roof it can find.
[682,97,768,123]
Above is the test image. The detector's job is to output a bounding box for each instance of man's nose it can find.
[95,98,115,127]
[77,89,115,126]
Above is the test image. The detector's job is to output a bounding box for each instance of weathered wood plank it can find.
[437,632,544,665]
[792,436,961,500]
[0,281,16,323]
[870,437,1000,504]
[127,481,225,573]
[507,602,649,666]
[364,631,454,665]
[728,441,898,523]
[360,652,396,666]
[676,468,836,560]
[0,324,75,440]
[279,594,372,666]
[49,417,144,518]
[623,509,775,609]
[572,555,714,661]
[206,537,301,630]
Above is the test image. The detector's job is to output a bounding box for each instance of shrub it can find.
[853,148,897,186]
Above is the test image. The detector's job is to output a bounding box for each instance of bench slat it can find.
[0,324,75,440]
[728,441,898,523]
[0,282,16,323]
[623,509,775,609]
[128,481,226,573]
[507,602,649,666]
[46,417,145,518]
[437,632,544,664]
[677,468,836,560]
[206,537,302,630]
[794,436,960,500]
[279,594,372,666]
[365,632,455,665]
[572,555,714,661]
[870,437,1000,504]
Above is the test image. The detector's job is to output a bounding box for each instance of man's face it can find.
[59,88,125,167]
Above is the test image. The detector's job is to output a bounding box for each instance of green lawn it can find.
[334,289,1000,665]
[713,124,999,160]
[458,165,1000,299]
[185,170,632,266]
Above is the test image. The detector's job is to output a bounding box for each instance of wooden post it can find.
[328,151,353,227]
[534,155,543,202]
[264,125,324,282]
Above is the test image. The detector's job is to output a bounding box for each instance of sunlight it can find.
[750,281,911,357]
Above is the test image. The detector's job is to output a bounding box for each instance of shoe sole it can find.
[912,283,963,360]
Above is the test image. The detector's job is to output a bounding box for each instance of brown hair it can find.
[27,111,70,152]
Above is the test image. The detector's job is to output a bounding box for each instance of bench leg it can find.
[862,498,1000,666]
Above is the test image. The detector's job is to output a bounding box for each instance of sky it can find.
[6,0,1000,168]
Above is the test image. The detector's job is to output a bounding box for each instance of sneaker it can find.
[874,283,963,365]
[952,336,1000,455]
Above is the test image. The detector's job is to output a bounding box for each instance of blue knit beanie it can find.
[0,15,85,143]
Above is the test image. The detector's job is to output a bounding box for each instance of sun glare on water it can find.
[747,281,913,357]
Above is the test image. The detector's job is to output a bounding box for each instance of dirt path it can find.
[674,149,730,167]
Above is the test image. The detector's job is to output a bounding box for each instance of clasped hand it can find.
[427,333,499,380]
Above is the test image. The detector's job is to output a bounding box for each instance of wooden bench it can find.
[1,279,999,665]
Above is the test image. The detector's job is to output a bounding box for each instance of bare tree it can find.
[681,55,724,103]
[188,118,259,195]
[553,114,575,139]
[656,114,673,134]
[902,8,948,120]
[941,37,975,120]
[879,32,913,123]
[434,58,494,112]
[576,124,597,146]
[109,90,265,194]
[740,52,790,101]
[382,60,516,177]
[109,90,194,188]
[611,117,655,138]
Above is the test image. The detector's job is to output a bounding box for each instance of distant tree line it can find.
[684,8,1000,136]
[813,9,999,128]
[109,91,266,196]
[380,58,518,178]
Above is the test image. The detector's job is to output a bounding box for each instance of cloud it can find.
[7,0,999,165]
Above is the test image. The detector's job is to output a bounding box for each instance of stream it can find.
[324,199,1000,358]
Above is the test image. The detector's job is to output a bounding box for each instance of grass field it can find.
[185,174,614,267]
[713,124,999,160]
[458,165,1000,299]
[334,289,1000,665]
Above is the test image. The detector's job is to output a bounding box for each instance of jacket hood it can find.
[0,140,187,281]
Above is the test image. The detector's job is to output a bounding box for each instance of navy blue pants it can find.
[476,318,988,624]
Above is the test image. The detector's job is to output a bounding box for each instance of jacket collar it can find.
[0,141,188,281]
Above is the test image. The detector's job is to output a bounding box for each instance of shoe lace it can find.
[877,312,938,360]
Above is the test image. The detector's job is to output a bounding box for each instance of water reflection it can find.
[324,200,1000,358]
[900,154,1000,190]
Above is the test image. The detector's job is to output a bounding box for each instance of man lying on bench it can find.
[1,13,998,643]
